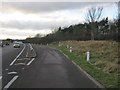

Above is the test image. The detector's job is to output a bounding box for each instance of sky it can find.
[0,1,118,40]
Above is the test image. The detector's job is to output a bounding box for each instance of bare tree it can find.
[86,7,103,40]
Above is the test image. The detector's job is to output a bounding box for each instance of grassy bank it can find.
[49,40,119,88]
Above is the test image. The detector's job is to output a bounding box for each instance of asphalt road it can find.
[2,44,26,89]
[2,44,103,89]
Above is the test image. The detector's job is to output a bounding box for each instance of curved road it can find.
[2,44,103,89]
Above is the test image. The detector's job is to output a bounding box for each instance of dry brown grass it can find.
[56,40,119,74]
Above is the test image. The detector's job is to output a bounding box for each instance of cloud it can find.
[0,2,117,39]
[2,2,105,13]
[1,17,83,30]
[0,9,85,30]
[0,28,52,39]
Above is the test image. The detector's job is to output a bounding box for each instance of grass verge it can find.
[49,44,119,88]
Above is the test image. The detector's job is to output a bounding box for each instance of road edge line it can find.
[71,61,105,89]
[60,50,105,89]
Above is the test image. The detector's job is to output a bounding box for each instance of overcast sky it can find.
[0,1,118,39]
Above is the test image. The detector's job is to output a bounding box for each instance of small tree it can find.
[35,34,42,38]
[86,7,103,40]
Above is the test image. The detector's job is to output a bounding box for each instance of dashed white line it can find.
[8,72,18,75]
[10,44,26,66]
[27,58,35,65]
[14,63,26,65]
[4,75,18,89]
[17,58,30,61]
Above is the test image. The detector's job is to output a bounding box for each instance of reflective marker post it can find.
[87,51,90,63]
[66,45,69,49]
[70,47,72,53]
[58,42,61,47]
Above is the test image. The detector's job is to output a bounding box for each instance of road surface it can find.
[2,44,103,89]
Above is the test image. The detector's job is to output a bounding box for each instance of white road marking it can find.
[8,72,17,75]
[71,60,105,88]
[4,76,18,89]
[14,63,26,65]
[10,44,26,66]
[5,69,8,71]
[27,58,35,65]
[0,76,2,80]
[17,58,30,61]
[72,61,77,65]
[64,53,69,59]
[59,50,69,59]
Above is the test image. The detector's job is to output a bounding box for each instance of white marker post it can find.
[58,42,61,47]
[70,47,72,53]
[66,45,69,48]
[87,51,90,63]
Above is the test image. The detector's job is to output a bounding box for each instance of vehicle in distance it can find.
[13,41,23,44]
[5,43,10,45]
[13,43,20,48]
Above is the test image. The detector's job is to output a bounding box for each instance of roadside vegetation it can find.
[25,6,119,44]
[49,40,119,88]
[25,3,119,89]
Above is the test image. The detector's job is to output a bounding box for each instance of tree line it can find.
[25,6,119,44]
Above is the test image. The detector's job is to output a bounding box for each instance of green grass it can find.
[49,41,119,88]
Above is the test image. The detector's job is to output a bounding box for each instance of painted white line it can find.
[59,50,69,59]
[72,61,77,65]
[17,58,30,61]
[71,60,105,88]
[14,63,26,65]
[8,72,17,75]
[0,76,2,80]
[58,50,105,88]
[63,53,69,59]
[10,44,26,66]
[4,76,18,89]
[27,58,35,65]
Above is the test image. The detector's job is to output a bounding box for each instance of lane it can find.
[10,45,100,88]
[2,44,25,88]
[2,44,24,69]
